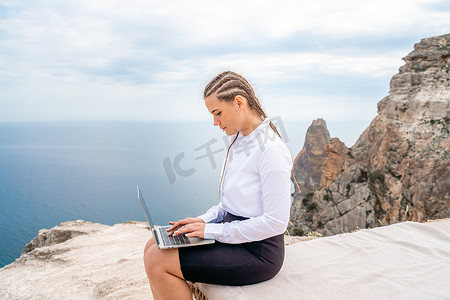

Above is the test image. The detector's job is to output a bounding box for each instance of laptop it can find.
[137,185,215,249]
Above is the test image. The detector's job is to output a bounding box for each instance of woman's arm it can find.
[168,202,227,237]
[203,143,293,243]
[197,201,227,223]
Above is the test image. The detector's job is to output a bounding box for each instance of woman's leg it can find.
[144,239,191,300]
[144,238,156,256]
[144,238,161,300]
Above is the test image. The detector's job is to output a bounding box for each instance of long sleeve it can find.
[197,201,227,224]
[202,142,292,243]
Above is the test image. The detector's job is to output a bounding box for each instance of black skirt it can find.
[178,212,285,286]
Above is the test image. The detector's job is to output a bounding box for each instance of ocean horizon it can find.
[0,119,370,268]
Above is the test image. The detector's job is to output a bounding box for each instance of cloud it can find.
[0,0,449,121]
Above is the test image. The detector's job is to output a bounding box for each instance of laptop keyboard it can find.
[158,227,191,246]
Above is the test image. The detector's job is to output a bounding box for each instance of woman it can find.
[143,71,293,299]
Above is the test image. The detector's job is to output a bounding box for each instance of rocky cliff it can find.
[292,118,330,197]
[0,221,151,299]
[290,34,450,236]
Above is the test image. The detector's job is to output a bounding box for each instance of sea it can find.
[0,119,368,268]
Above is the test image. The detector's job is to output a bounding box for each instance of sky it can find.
[1,0,450,125]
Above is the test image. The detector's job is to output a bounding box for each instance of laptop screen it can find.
[137,185,156,230]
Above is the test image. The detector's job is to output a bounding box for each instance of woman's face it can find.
[204,93,242,136]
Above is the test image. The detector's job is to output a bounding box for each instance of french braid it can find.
[204,71,282,139]
[204,71,301,201]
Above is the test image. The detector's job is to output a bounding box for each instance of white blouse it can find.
[198,118,293,244]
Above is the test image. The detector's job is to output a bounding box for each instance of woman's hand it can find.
[167,217,206,238]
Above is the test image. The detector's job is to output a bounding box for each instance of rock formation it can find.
[0,220,152,299]
[290,34,450,236]
[292,118,330,197]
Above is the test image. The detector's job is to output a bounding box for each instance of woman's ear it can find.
[234,95,246,108]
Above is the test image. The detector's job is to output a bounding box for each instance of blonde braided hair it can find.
[204,71,301,199]
[204,71,282,139]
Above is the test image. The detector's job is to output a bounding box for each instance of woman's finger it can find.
[174,222,205,238]
[173,224,189,236]
[186,229,204,239]
[168,218,205,236]
[167,220,184,234]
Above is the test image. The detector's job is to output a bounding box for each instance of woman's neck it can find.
[241,114,264,136]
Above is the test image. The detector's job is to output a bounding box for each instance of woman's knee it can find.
[144,237,156,256]
[144,244,164,276]
[144,246,183,280]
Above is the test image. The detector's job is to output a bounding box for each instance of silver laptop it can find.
[137,185,215,249]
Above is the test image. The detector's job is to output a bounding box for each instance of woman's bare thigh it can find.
[144,243,184,279]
